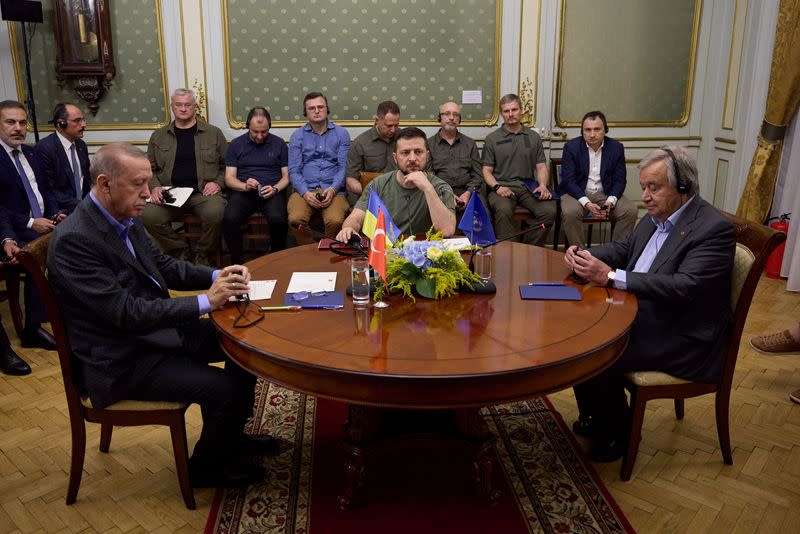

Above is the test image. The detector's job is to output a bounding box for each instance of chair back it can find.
[719,211,786,391]
[15,235,84,412]
[359,171,381,190]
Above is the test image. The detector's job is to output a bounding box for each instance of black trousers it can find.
[222,190,288,264]
[130,319,256,464]
[0,264,48,349]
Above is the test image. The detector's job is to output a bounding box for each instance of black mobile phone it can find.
[162,189,176,203]
[51,209,67,224]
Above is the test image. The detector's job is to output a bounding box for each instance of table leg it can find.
[338,405,380,509]
[457,408,501,505]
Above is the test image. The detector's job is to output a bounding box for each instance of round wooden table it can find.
[211,241,637,506]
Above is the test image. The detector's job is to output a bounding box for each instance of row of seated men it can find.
[127,89,641,264]
[0,93,736,486]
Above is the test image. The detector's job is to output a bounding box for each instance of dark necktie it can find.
[11,149,43,217]
[70,144,82,199]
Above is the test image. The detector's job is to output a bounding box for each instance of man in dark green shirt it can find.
[482,94,556,246]
[427,101,486,216]
[337,127,456,241]
[344,100,400,206]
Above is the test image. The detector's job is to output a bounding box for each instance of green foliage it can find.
[373,239,481,301]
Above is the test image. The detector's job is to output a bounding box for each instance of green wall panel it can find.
[556,0,700,125]
[12,0,168,128]
[224,0,499,125]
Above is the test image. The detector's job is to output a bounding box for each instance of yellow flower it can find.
[426,246,443,261]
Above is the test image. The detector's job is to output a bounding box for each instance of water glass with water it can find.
[351,257,370,305]
[474,243,493,281]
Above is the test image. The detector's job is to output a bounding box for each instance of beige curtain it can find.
[736,0,800,222]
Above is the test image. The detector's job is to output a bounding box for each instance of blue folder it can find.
[519,284,581,301]
[283,291,345,309]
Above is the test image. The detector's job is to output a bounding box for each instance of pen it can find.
[260,305,301,311]
[528,282,567,286]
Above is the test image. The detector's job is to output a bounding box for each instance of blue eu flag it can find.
[458,193,496,245]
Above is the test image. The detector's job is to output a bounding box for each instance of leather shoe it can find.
[572,417,599,438]
[20,327,56,350]
[0,346,31,375]
[588,437,626,463]
[237,433,280,456]
[189,461,265,488]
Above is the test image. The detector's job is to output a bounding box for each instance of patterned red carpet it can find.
[205,381,634,534]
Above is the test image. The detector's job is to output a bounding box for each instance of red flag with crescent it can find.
[369,209,387,282]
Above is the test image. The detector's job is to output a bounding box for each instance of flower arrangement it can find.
[374,230,481,301]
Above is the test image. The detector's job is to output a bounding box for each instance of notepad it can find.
[228,280,276,302]
[519,284,581,301]
[286,272,337,293]
[283,291,344,309]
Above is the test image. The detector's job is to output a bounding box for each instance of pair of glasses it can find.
[305,105,326,112]
[291,290,328,301]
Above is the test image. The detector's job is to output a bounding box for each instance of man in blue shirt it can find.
[564,146,735,462]
[287,92,350,244]
[222,107,289,262]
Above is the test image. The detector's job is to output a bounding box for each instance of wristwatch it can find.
[606,270,616,288]
[492,184,502,192]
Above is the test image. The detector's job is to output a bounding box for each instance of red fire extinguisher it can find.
[765,213,790,279]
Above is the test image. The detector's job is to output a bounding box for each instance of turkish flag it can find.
[369,209,387,282]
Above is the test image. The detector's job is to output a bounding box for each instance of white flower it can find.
[426,246,443,261]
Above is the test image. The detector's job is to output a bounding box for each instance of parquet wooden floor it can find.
[1,274,799,533]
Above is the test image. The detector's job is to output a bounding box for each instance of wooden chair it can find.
[0,268,23,337]
[15,235,196,509]
[358,171,381,191]
[619,211,786,481]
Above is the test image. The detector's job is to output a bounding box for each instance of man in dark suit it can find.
[34,103,91,213]
[0,100,60,351]
[47,143,274,488]
[559,111,637,247]
[0,205,31,375]
[565,146,736,462]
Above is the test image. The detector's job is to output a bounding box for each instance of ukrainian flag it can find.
[361,189,401,244]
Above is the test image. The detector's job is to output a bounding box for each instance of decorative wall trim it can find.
[221,0,502,129]
[7,0,170,130]
[554,0,703,127]
[722,0,748,131]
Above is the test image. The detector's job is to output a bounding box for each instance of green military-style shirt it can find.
[345,126,398,178]
[481,125,546,186]
[426,130,483,195]
[355,171,455,236]
[147,119,228,190]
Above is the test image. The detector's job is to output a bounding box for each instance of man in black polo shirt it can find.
[222,107,289,263]
[143,89,228,265]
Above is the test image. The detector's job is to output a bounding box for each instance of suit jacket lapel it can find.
[628,218,656,270]
[77,140,91,195]
[85,201,165,291]
[648,199,701,273]
[580,143,590,180]
[2,148,29,195]
[129,224,169,294]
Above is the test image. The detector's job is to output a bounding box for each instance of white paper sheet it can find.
[229,280,277,302]
[286,272,337,293]
[443,237,472,250]
[462,90,482,104]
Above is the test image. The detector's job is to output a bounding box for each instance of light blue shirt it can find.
[614,196,695,290]
[288,121,350,195]
[89,192,215,313]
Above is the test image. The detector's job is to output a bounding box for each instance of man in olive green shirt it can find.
[344,100,400,206]
[427,101,485,216]
[482,93,556,246]
[143,88,228,265]
[337,127,455,241]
